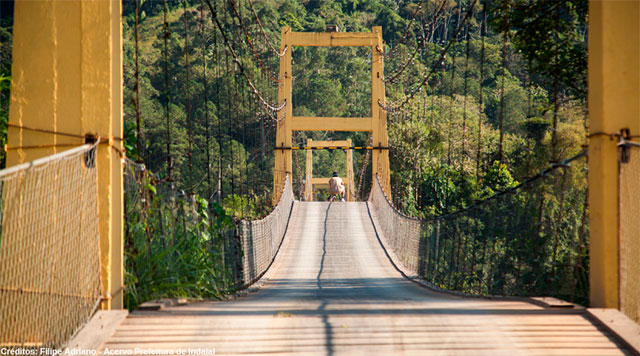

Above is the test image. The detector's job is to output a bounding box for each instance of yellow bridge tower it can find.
[273,27,390,203]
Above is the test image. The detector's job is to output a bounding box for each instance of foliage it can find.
[0,24,12,168]
[419,159,589,304]
[487,0,588,99]
[223,193,256,219]
[123,163,234,310]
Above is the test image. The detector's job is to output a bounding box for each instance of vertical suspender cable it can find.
[163,0,172,181]
[134,0,143,162]
[200,0,212,200]
[212,0,223,203]
[524,57,534,175]
[223,3,235,197]
[260,101,266,201]
[252,94,259,205]
[527,58,533,118]
[421,16,428,122]
[461,21,471,172]
[551,5,560,162]
[236,0,246,210]
[475,2,486,180]
[446,4,459,166]
[497,13,508,163]
[184,0,194,194]
[429,33,437,125]
[241,63,248,216]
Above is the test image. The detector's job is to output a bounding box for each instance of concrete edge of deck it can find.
[65,310,128,351]
[587,308,640,354]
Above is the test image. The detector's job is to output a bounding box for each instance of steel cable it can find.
[379,0,477,113]
[204,0,286,115]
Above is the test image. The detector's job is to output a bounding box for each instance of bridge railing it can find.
[369,153,589,303]
[123,167,294,303]
[236,174,294,287]
[0,144,102,349]
[619,140,640,323]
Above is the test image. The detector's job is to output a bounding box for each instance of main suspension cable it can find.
[437,150,587,220]
[204,0,286,115]
[385,0,447,84]
[228,0,280,83]
[247,0,288,57]
[382,0,425,58]
[379,0,477,113]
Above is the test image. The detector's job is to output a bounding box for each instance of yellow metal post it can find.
[588,0,640,308]
[274,27,292,204]
[346,140,353,201]
[371,26,390,197]
[305,138,314,201]
[7,0,124,309]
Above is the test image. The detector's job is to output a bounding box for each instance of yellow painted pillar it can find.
[7,0,124,309]
[305,138,313,201]
[346,139,353,201]
[371,26,390,197]
[274,27,292,204]
[588,0,640,308]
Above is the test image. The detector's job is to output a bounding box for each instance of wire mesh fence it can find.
[238,175,293,286]
[369,152,589,303]
[619,142,640,323]
[0,144,102,348]
[123,159,294,306]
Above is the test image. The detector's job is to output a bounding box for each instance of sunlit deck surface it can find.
[102,202,630,356]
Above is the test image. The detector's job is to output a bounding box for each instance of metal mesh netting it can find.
[369,154,589,302]
[0,145,102,348]
[619,144,640,323]
[239,175,294,286]
[123,163,293,303]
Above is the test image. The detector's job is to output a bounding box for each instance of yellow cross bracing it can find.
[304,139,354,202]
[273,27,390,204]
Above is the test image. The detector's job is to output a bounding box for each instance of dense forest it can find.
[118,0,587,212]
[0,0,589,308]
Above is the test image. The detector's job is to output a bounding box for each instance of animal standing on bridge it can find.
[328,172,346,202]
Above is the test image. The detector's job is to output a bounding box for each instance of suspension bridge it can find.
[1,0,640,355]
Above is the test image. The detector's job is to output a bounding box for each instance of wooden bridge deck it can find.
[101,202,631,355]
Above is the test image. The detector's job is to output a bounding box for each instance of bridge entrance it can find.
[273,27,390,204]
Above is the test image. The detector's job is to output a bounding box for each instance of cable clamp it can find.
[617,128,639,164]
